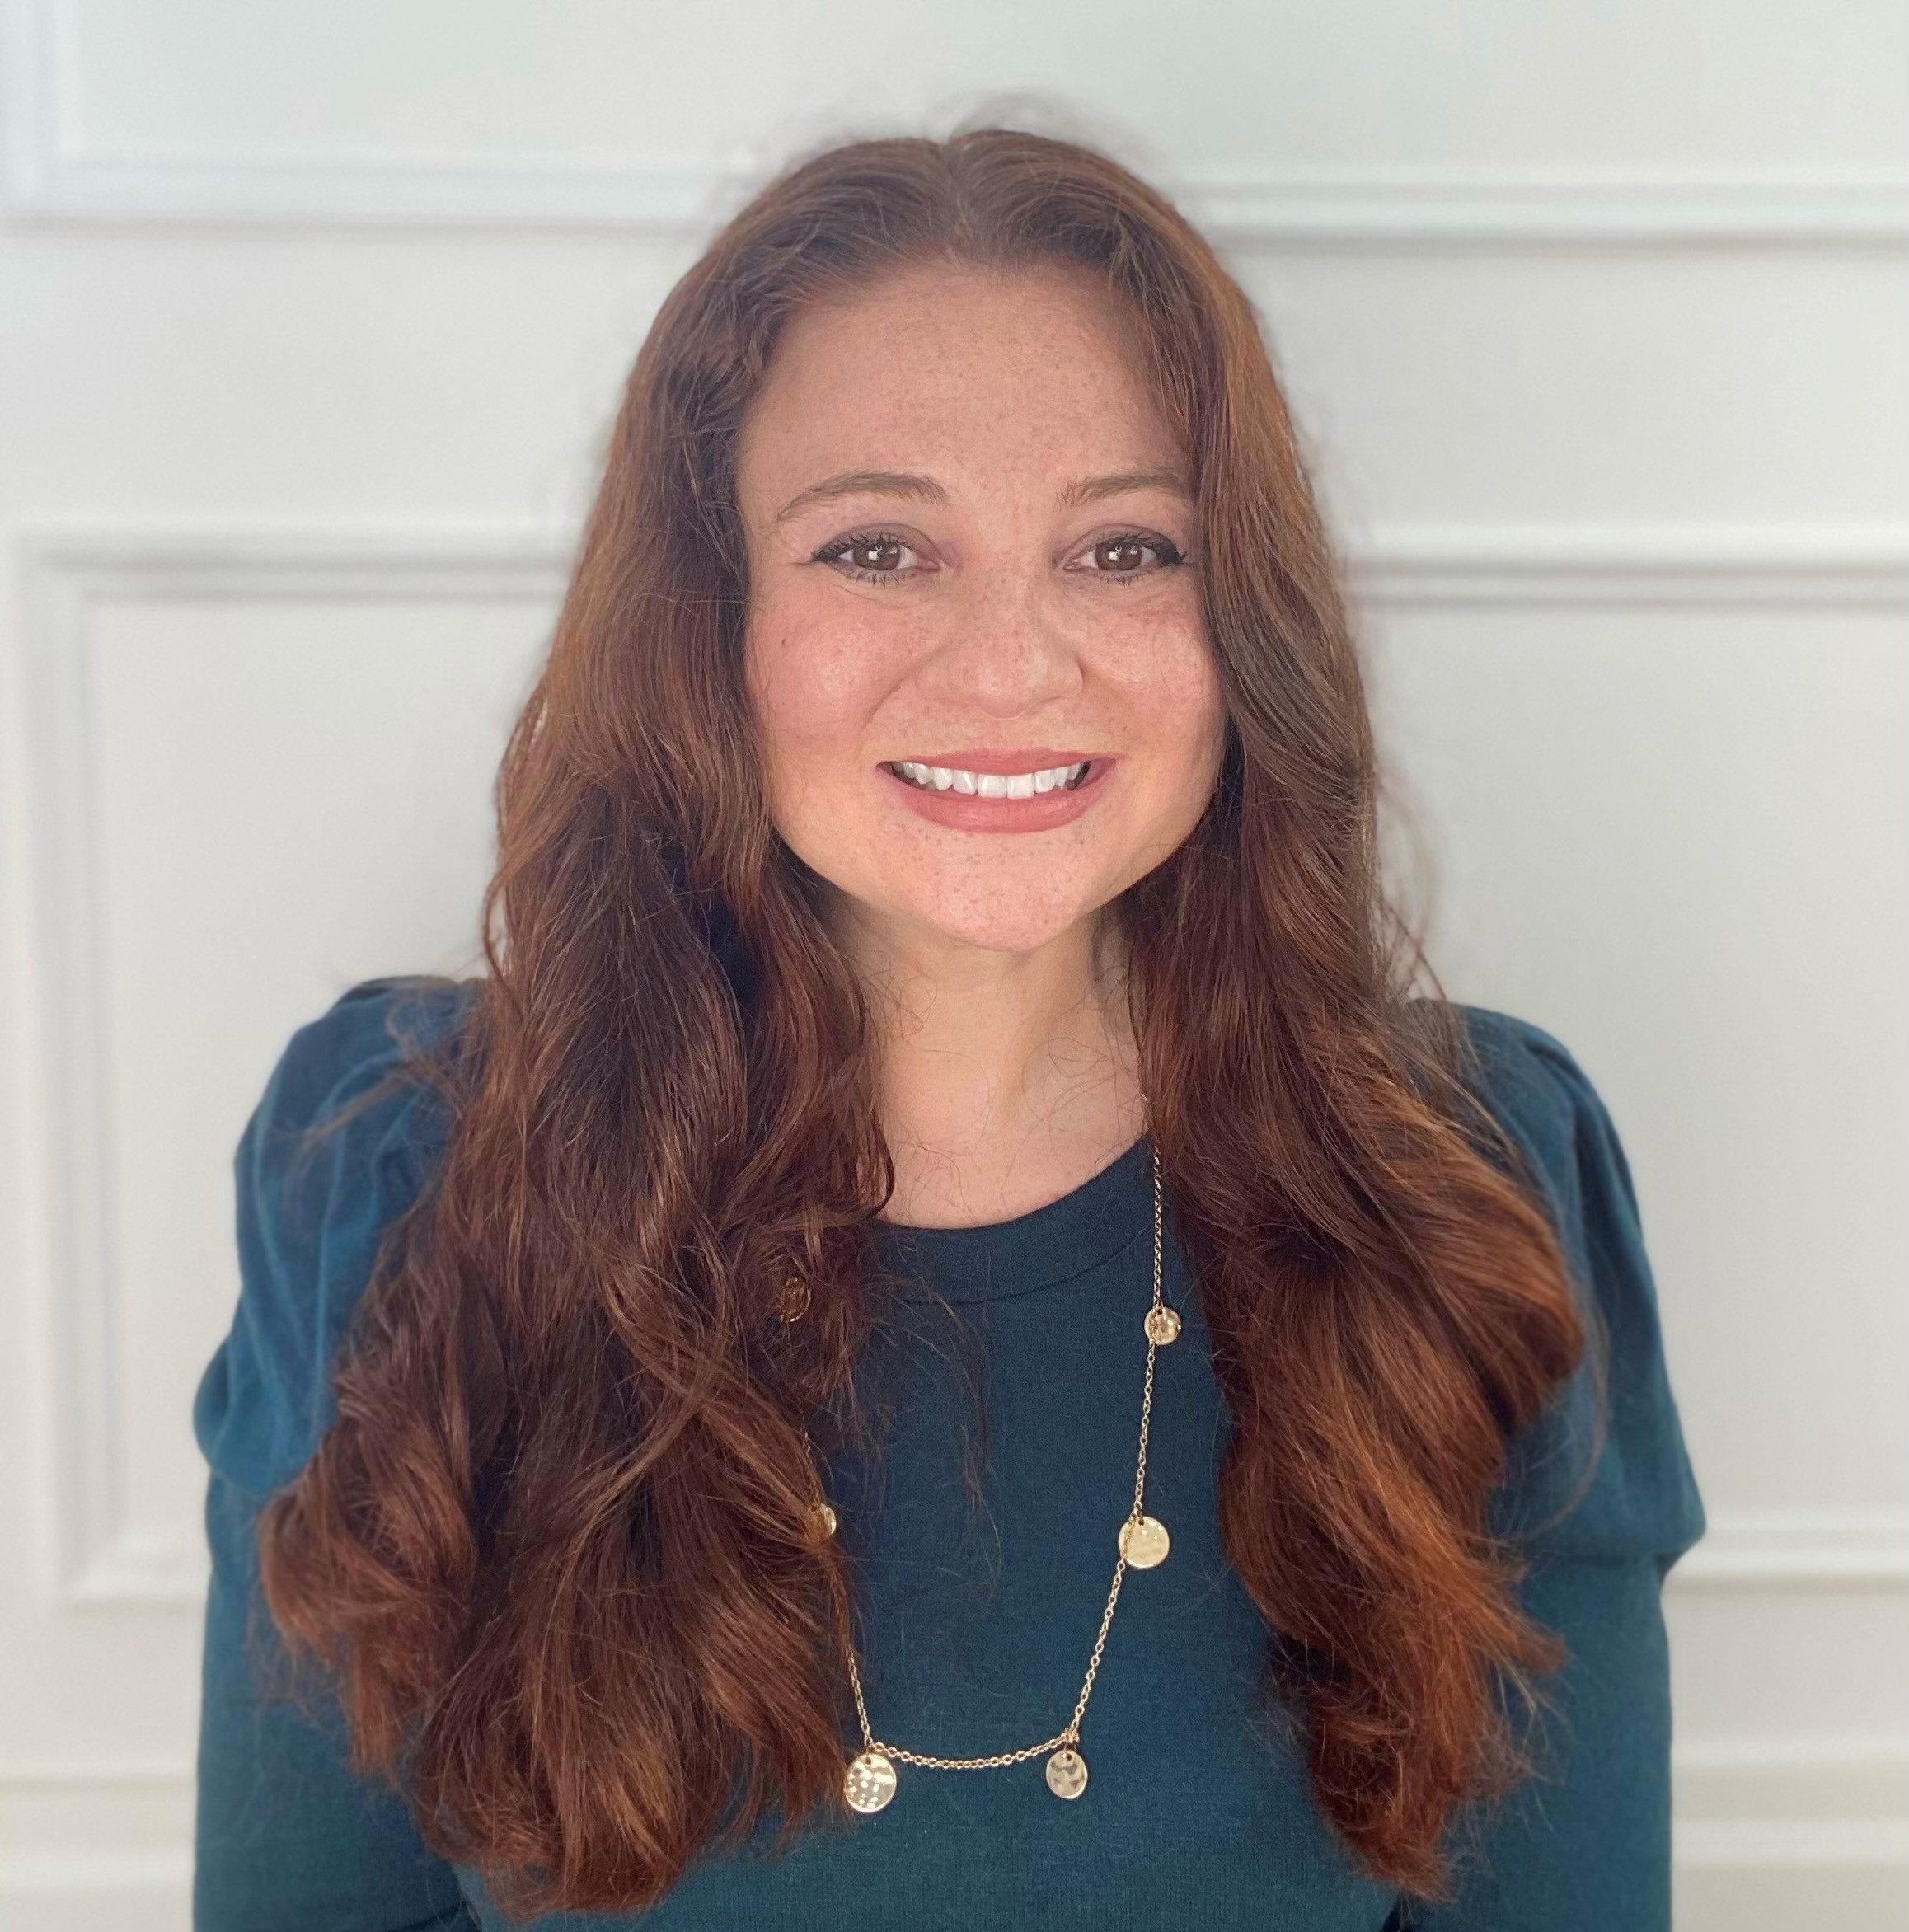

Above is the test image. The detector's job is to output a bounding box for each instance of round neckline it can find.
[868,1132,1156,1305]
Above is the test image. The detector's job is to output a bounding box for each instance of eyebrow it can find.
[771,467,1194,525]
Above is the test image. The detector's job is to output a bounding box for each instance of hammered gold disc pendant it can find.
[813,1502,837,1538]
[844,1749,897,1814]
[1119,1513,1170,1569]
[1143,1305,1181,1346]
[1044,1747,1089,1799]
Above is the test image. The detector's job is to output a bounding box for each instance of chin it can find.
[898,892,1109,955]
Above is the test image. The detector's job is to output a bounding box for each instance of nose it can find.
[918,561,1082,712]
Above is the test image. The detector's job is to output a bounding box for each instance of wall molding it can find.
[12,523,564,1614]
[0,1850,190,1902]
[12,154,1905,246]
[22,516,1909,609]
[13,518,1909,1612]
[2,2,1905,242]
[1668,1511,1909,1590]
[0,1759,191,1788]
[1350,523,1909,610]
[1675,1739,1909,1873]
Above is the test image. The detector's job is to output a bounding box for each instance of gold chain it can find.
[833,1142,1172,1804]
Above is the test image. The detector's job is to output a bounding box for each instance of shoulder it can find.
[1442,1005,1648,1291]
[1438,1002,1709,1569]
[256,971,476,1106]
[192,975,483,1495]
[1446,1004,1604,1175]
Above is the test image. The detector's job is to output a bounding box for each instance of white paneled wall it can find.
[1,3,1903,1926]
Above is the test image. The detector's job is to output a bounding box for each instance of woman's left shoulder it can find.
[1445,1002,1710,1572]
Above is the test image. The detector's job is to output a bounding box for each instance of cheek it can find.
[747,593,898,759]
[1124,632,1225,817]
[1109,607,1222,742]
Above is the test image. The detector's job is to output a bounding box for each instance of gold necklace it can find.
[829,1142,1177,1813]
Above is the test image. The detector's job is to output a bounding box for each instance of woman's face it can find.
[737,261,1227,965]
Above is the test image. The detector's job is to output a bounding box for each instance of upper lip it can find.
[886,748,1102,774]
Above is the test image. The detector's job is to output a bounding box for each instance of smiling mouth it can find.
[884,758,1094,798]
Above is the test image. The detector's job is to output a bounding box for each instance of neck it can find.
[833,902,1147,1230]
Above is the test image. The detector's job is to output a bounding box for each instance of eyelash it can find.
[809,527,1188,588]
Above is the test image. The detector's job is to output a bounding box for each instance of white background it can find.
[1,2,1904,1925]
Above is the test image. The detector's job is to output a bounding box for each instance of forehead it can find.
[735,262,1180,499]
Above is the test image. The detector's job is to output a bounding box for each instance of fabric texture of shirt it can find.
[191,976,1707,1930]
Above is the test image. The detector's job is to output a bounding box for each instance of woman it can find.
[191,128,1705,1930]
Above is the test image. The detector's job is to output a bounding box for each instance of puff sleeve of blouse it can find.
[1391,1006,1709,1930]
[191,976,481,1932]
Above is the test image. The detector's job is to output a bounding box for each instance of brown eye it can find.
[1075,532,1185,582]
[811,530,921,582]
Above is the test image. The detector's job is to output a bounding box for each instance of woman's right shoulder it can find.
[192,975,484,1495]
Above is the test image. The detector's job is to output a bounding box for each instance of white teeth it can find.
[894,760,1088,796]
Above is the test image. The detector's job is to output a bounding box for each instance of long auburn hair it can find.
[255,125,1599,1916]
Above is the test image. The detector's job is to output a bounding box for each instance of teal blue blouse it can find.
[192,978,1705,1930]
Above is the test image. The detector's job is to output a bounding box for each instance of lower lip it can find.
[880,759,1114,832]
